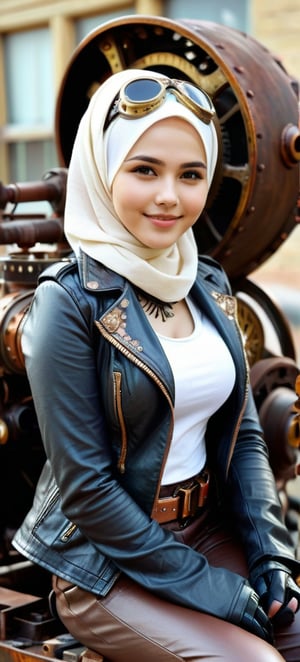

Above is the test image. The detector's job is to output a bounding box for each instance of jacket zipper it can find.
[95,320,174,494]
[95,320,172,402]
[113,371,127,473]
[63,340,172,538]
[60,523,77,542]
[225,302,249,476]
[33,485,60,530]
[33,482,78,543]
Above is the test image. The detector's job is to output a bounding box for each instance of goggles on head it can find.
[103,76,215,130]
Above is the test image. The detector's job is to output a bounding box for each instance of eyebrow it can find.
[126,155,207,169]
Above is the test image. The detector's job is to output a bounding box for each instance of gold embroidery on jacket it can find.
[101,299,143,352]
[211,291,237,319]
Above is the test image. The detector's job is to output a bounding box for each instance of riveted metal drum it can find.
[55,14,300,281]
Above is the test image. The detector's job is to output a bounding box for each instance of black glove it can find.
[250,560,300,628]
[229,582,274,643]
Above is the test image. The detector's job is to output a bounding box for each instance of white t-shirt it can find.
[158,297,236,485]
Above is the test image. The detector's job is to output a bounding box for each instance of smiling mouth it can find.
[145,214,180,225]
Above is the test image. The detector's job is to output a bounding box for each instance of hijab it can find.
[64,69,218,301]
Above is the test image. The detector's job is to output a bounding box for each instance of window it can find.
[5,28,54,126]
[164,0,250,30]
[76,7,136,44]
[3,27,57,213]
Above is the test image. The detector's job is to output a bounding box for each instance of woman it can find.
[13,69,300,661]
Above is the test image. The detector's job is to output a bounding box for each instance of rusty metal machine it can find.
[0,13,300,661]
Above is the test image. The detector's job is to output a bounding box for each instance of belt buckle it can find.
[177,481,200,520]
[176,471,210,521]
[195,471,210,507]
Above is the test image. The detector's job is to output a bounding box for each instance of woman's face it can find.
[111,117,209,249]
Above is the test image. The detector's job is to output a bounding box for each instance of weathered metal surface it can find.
[0,14,299,661]
[55,14,300,280]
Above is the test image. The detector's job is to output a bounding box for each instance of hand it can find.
[250,561,300,628]
[229,583,273,643]
[268,594,298,627]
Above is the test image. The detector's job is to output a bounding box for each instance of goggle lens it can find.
[104,76,215,130]
[181,82,209,108]
[124,79,162,103]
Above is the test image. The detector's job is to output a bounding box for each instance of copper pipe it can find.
[0,168,67,215]
[0,217,64,246]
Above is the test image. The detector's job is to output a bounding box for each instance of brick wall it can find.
[252,0,300,79]
[251,1,300,360]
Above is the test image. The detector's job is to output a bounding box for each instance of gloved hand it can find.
[250,560,300,628]
[229,582,274,643]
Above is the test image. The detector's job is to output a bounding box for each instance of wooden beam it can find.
[50,14,76,95]
[0,35,9,182]
[0,0,135,31]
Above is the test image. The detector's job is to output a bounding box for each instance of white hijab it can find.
[64,69,218,301]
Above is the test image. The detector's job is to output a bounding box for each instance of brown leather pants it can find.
[53,509,300,662]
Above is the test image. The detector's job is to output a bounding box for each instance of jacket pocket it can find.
[113,371,127,474]
[32,501,120,595]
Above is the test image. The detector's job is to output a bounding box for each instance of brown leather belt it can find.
[152,469,210,524]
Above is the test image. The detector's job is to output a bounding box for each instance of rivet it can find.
[87,280,99,289]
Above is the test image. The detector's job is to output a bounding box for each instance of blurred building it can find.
[0,0,299,185]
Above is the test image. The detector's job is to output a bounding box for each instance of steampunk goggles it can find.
[104,76,215,130]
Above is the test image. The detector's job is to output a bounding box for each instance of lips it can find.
[145,213,180,227]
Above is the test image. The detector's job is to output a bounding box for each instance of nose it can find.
[154,176,178,206]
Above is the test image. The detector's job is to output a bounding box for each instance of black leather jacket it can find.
[13,251,299,622]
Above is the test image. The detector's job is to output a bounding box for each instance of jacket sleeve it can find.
[202,257,300,577]
[226,382,300,577]
[21,278,254,621]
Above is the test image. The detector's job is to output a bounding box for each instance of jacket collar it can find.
[78,251,247,391]
[78,250,126,294]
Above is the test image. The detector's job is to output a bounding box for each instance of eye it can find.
[181,170,202,180]
[132,165,156,176]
